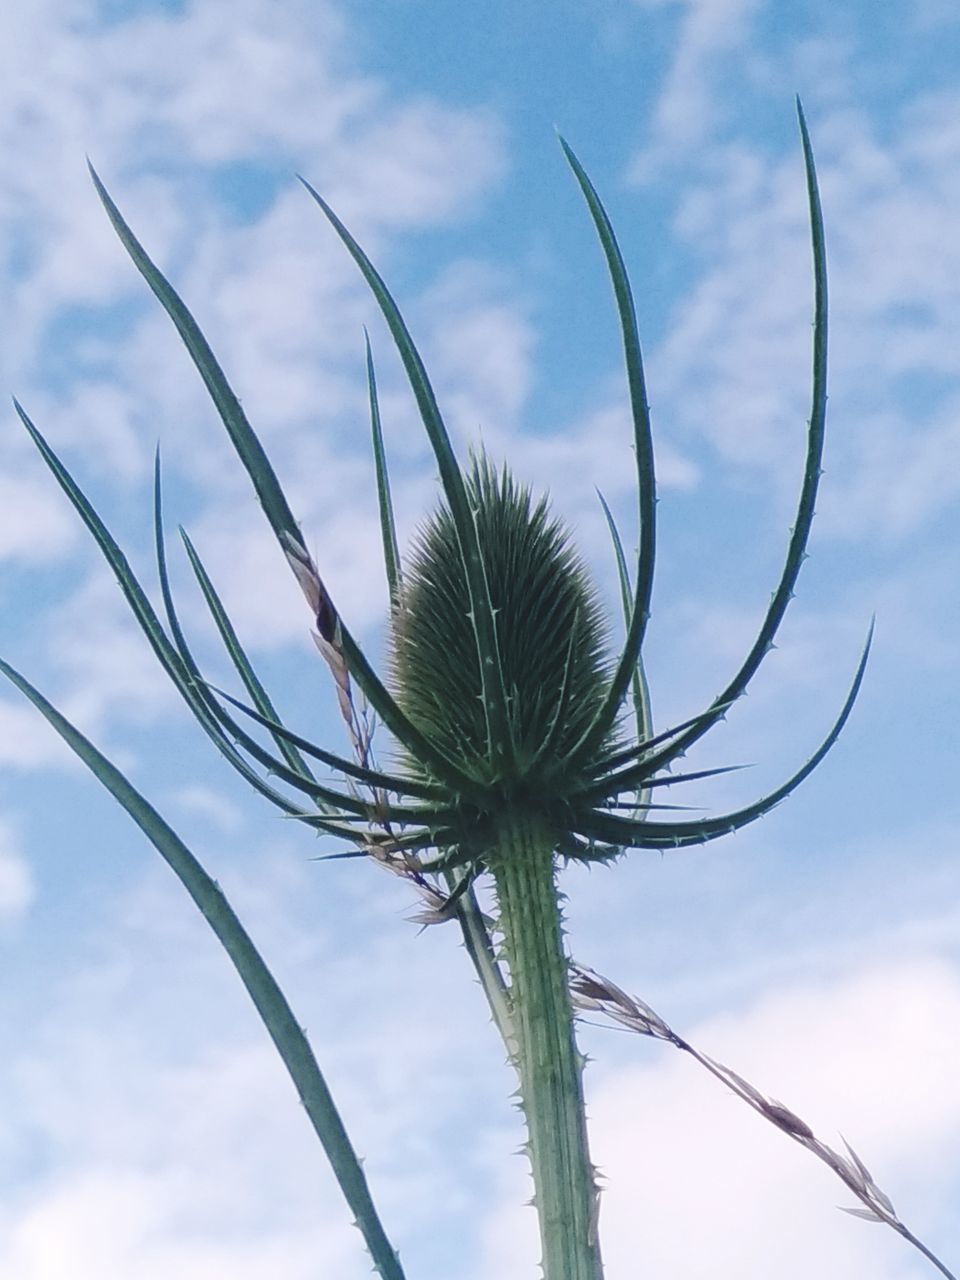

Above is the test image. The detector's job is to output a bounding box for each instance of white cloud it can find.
[814,400,960,542]
[597,960,960,1277]
[0,0,487,406]
[0,1118,364,1280]
[0,698,78,770]
[0,474,78,563]
[316,98,506,233]
[643,151,820,484]
[48,574,181,734]
[18,382,152,488]
[413,259,536,441]
[0,819,34,921]
[168,784,243,834]
[911,0,960,28]
[628,0,765,182]
[108,2,361,166]
[504,398,698,499]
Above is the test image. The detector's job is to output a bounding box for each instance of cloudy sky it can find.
[1,1,959,1277]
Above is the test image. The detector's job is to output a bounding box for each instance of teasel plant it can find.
[2,99,954,1280]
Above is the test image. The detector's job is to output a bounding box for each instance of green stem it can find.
[491,819,603,1280]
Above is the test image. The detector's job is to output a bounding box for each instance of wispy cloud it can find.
[628,0,765,182]
[0,699,78,769]
[0,818,33,921]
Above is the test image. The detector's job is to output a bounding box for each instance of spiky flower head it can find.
[392,453,610,794]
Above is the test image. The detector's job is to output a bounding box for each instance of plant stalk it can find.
[491,818,603,1280]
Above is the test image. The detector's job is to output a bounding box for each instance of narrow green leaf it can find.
[14,399,308,820]
[0,656,407,1280]
[558,833,623,863]
[86,170,488,806]
[620,763,748,791]
[19,404,427,827]
[299,177,513,775]
[576,622,872,849]
[153,455,317,786]
[335,627,491,806]
[618,101,830,772]
[449,880,516,1061]
[574,762,750,808]
[603,802,698,811]
[596,488,654,810]
[588,701,737,777]
[17,407,390,822]
[173,528,337,796]
[151,525,404,820]
[558,138,657,768]
[89,164,302,552]
[364,330,402,608]
[308,827,439,854]
[208,681,450,802]
[192,687,455,821]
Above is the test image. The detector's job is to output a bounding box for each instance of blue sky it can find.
[1,1,959,1277]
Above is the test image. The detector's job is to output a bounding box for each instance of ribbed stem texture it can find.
[492,820,603,1280]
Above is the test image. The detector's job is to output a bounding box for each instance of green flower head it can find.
[392,452,610,790]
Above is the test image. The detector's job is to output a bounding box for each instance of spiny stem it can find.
[491,821,603,1280]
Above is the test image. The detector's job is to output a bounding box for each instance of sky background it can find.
[1,1,959,1277]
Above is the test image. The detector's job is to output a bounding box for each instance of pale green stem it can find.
[491,819,603,1280]
[447,873,518,1061]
